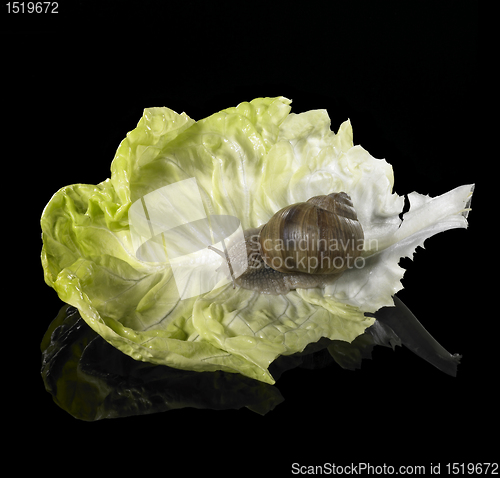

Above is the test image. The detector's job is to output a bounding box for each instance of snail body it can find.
[224,192,364,295]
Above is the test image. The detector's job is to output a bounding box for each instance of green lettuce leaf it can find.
[40,96,473,384]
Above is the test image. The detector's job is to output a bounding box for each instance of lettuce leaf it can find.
[40,97,473,384]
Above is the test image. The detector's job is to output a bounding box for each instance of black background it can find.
[5,1,490,472]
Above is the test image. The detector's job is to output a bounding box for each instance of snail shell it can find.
[259,192,363,275]
[226,192,364,295]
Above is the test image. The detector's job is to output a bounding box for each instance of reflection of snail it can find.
[210,192,365,295]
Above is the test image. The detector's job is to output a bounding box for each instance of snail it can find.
[209,192,365,295]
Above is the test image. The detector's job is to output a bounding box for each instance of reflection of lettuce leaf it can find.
[327,320,402,371]
[41,305,284,419]
[41,97,473,384]
[366,296,461,376]
[40,296,461,420]
[38,304,369,418]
